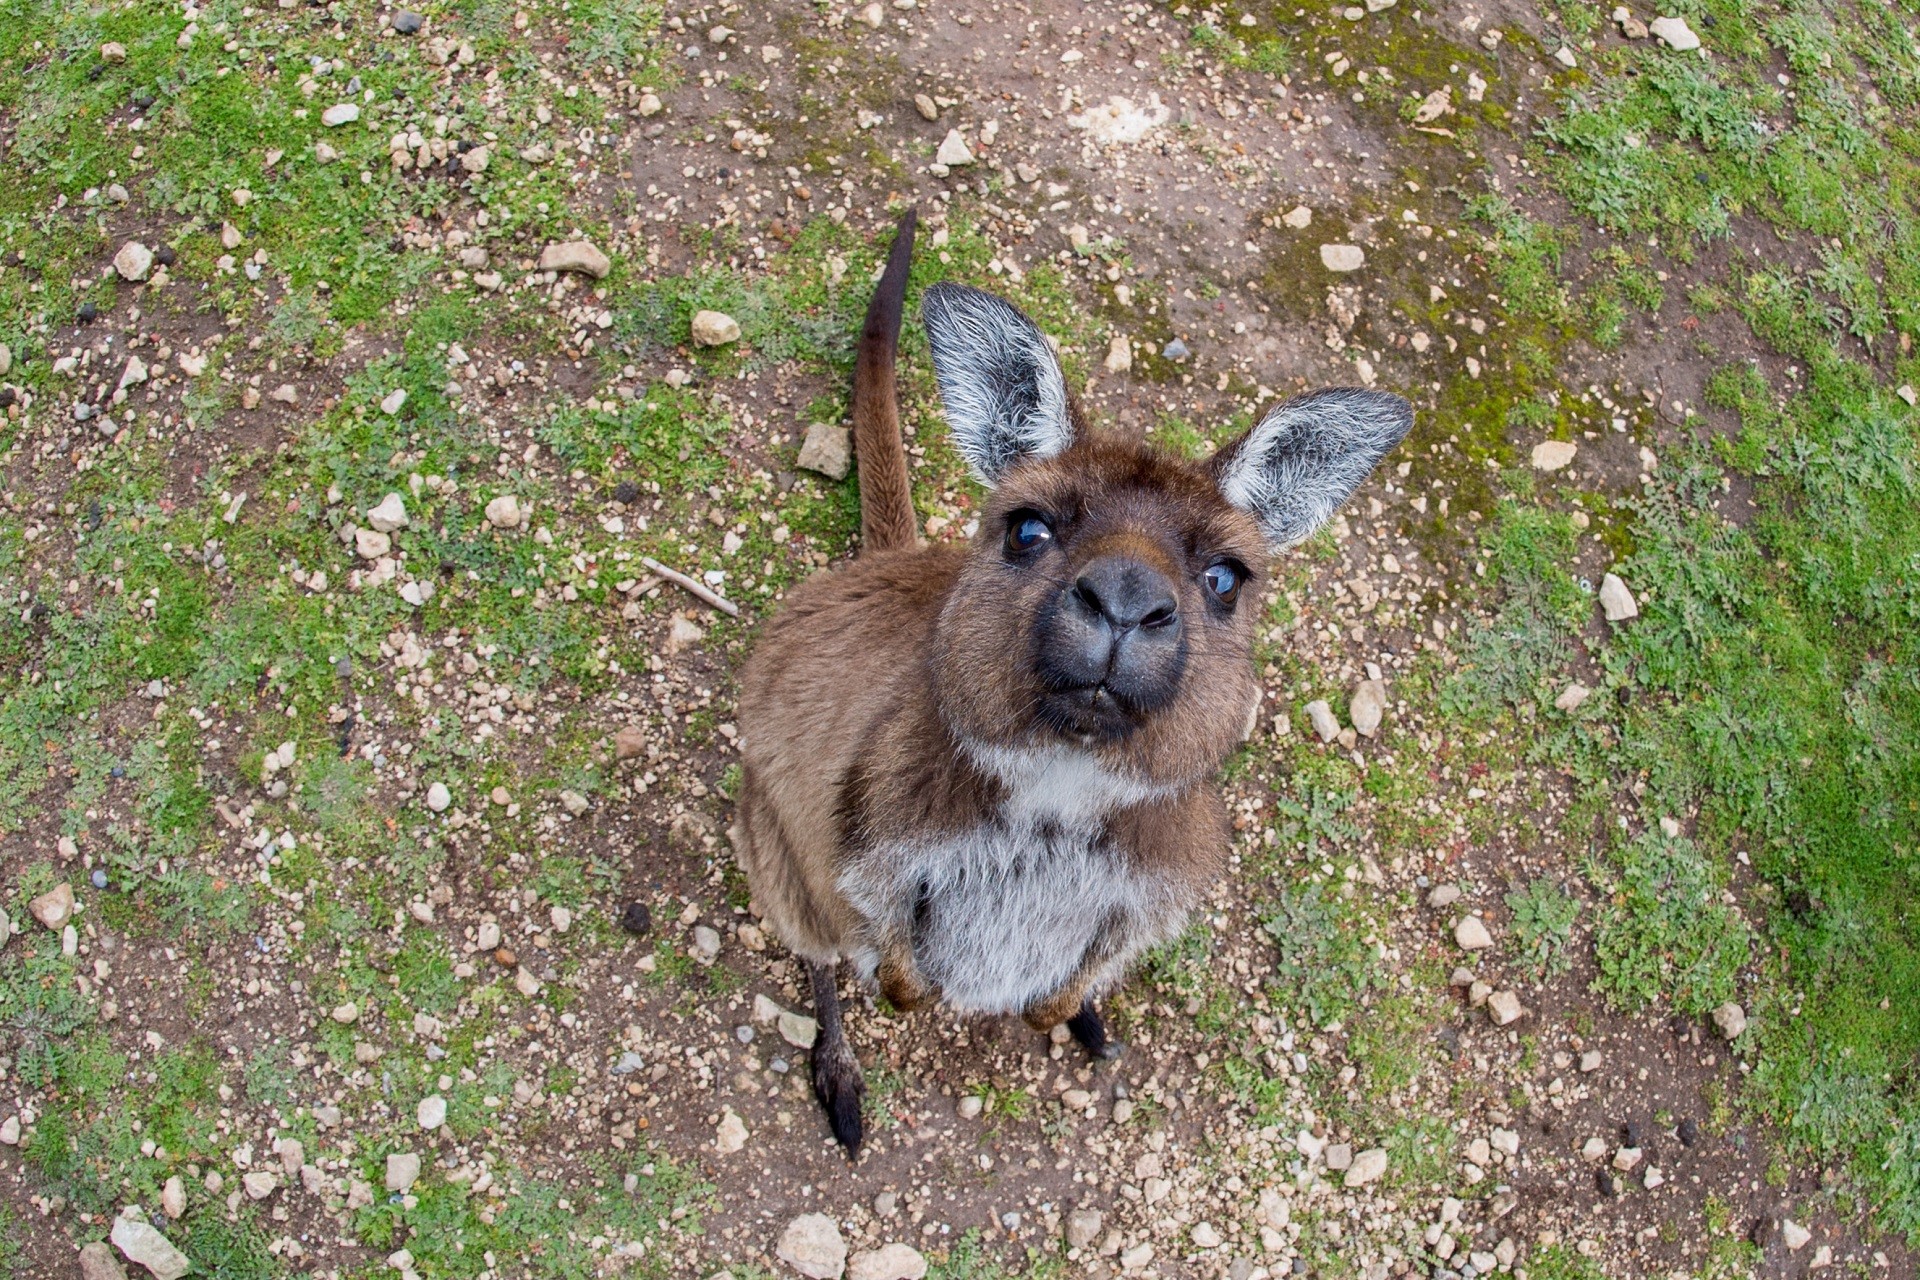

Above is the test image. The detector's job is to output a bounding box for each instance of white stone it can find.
[485,494,523,529]
[119,356,149,391]
[1712,1001,1748,1040]
[1613,1146,1644,1171]
[330,1002,359,1024]
[417,1094,447,1129]
[1349,679,1387,738]
[847,1244,926,1280]
[80,1242,127,1280]
[110,1214,191,1280]
[1304,699,1340,742]
[1282,205,1312,229]
[366,493,409,532]
[354,528,391,559]
[380,389,408,416]
[1555,683,1591,712]
[1320,244,1365,272]
[1344,1147,1388,1186]
[957,1096,983,1119]
[161,1176,185,1219]
[0,1116,17,1145]
[241,1171,277,1200]
[715,1107,748,1154]
[1103,334,1132,374]
[1532,439,1577,471]
[777,1213,848,1280]
[1487,990,1524,1025]
[322,103,361,127]
[113,242,153,282]
[778,1011,819,1048]
[797,422,852,480]
[540,240,611,278]
[385,1152,421,1192]
[1455,916,1494,951]
[426,782,452,812]
[691,310,742,346]
[935,130,974,166]
[1191,1222,1222,1249]
[1649,15,1701,49]
[1065,1207,1103,1248]
[1599,572,1639,621]
[30,884,74,929]
[1782,1219,1812,1251]
[100,42,128,63]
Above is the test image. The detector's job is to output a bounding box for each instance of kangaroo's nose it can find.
[1070,556,1178,633]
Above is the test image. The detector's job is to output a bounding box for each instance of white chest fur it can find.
[843,741,1183,1015]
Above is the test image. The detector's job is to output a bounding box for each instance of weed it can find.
[1505,877,1581,978]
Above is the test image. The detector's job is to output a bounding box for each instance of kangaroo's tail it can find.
[852,209,918,553]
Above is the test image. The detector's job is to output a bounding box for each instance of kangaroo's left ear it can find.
[1209,388,1413,550]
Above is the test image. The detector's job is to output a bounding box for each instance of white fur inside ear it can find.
[1216,387,1413,549]
[922,285,1073,484]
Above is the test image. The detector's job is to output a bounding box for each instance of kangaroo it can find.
[736,211,1411,1155]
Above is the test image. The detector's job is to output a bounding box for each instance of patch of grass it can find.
[1505,876,1581,978]
[1259,879,1380,1028]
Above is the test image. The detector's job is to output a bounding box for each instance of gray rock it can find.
[1304,699,1340,743]
[321,103,360,127]
[691,310,741,346]
[113,242,153,282]
[1426,884,1461,909]
[778,1010,818,1048]
[110,1214,190,1280]
[848,1244,927,1280]
[1649,15,1700,49]
[1712,1001,1747,1040]
[1454,916,1494,951]
[1162,338,1191,361]
[935,129,974,166]
[797,422,852,480]
[540,240,611,279]
[1349,679,1387,738]
[1343,1147,1388,1186]
[777,1213,848,1280]
[30,883,74,930]
[393,10,424,34]
[385,1151,421,1192]
[1487,990,1524,1025]
[1599,572,1639,622]
[1320,244,1365,272]
[80,1242,129,1280]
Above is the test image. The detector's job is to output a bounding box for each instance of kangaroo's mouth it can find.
[1036,680,1144,741]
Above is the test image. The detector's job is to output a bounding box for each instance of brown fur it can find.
[738,414,1262,1019]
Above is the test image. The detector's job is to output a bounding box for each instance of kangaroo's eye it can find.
[1005,512,1053,556]
[1203,561,1242,605]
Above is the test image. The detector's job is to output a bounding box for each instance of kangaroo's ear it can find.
[1210,388,1413,550]
[921,283,1076,485]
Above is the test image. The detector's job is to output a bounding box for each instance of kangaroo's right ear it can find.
[921,283,1076,485]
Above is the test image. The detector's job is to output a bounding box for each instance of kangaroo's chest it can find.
[901,818,1152,1014]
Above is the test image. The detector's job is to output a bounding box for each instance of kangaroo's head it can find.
[922,284,1412,787]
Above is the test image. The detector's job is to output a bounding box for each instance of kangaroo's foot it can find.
[1067,994,1124,1062]
[806,959,865,1157]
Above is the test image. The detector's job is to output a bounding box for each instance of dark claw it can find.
[1067,997,1124,1061]
[811,1045,865,1157]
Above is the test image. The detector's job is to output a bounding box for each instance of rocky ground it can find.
[0,0,1915,1278]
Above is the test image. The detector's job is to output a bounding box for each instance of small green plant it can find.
[1505,877,1581,978]
[1259,880,1379,1027]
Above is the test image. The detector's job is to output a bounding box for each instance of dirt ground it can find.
[0,0,1913,1277]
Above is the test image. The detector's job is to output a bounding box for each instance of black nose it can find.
[1071,557,1178,633]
